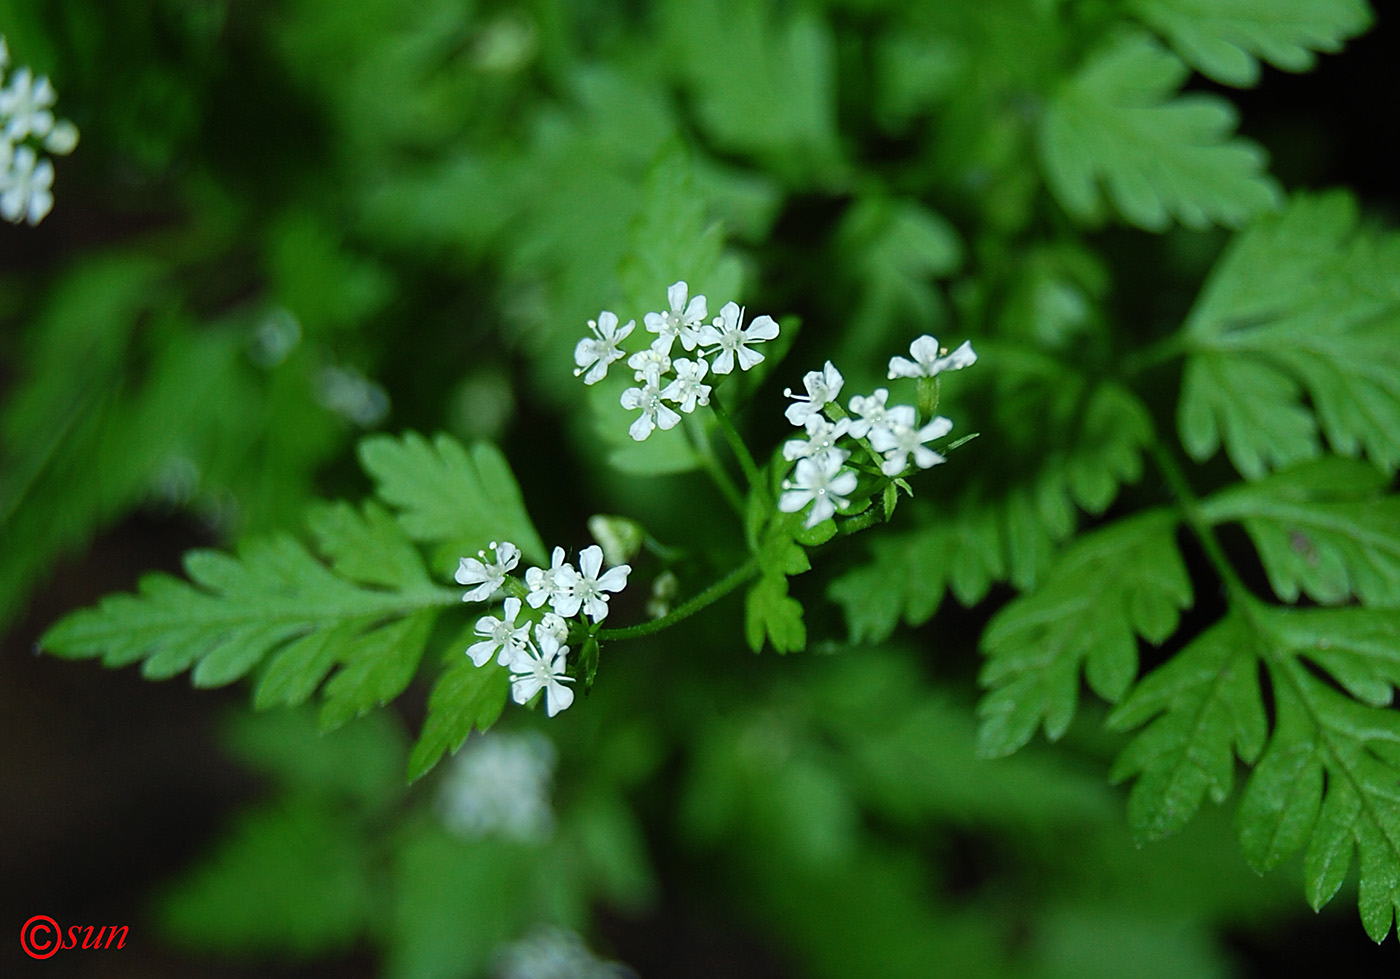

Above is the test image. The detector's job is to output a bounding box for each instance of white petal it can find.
[596,565,630,592]
[778,488,812,513]
[667,281,688,311]
[544,681,575,716]
[745,314,779,341]
[735,345,765,371]
[511,674,545,705]
[578,544,603,579]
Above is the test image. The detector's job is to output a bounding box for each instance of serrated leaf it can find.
[407,651,511,782]
[358,432,546,569]
[1130,0,1371,87]
[745,573,806,654]
[977,510,1191,758]
[1107,612,1267,842]
[41,533,457,710]
[1039,31,1281,230]
[320,610,439,731]
[307,500,433,591]
[1203,458,1400,607]
[1178,191,1400,477]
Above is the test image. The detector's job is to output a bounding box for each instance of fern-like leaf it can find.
[1130,0,1372,87]
[977,510,1193,758]
[1179,191,1400,477]
[1039,31,1282,230]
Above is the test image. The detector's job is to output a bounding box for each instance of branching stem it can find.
[599,558,759,640]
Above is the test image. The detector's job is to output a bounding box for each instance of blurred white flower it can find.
[0,38,77,226]
[438,732,557,842]
[494,926,634,979]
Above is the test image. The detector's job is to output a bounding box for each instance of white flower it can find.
[494,925,633,979]
[660,356,711,413]
[783,361,844,427]
[694,301,779,374]
[644,280,708,353]
[44,119,78,155]
[779,450,858,529]
[525,546,580,611]
[554,544,630,622]
[437,732,557,843]
[620,376,682,441]
[887,336,977,379]
[626,343,671,383]
[847,388,893,439]
[538,612,570,645]
[782,414,850,463]
[869,406,953,476]
[466,596,532,668]
[0,144,53,225]
[574,311,634,385]
[0,67,56,141]
[456,540,522,603]
[510,629,575,717]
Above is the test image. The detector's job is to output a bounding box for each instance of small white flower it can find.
[0,143,53,225]
[660,356,711,413]
[495,925,634,979]
[44,119,78,155]
[869,406,953,476]
[887,336,977,379]
[466,596,532,668]
[847,388,894,439]
[555,544,630,622]
[644,280,709,353]
[783,361,844,427]
[779,450,859,529]
[574,311,634,385]
[620,376,682,441]
[456,540,522,603]
[0,67,56,141]
[694,301,779,374]
[782,414,850,463]
[627,343,671,383]
[525,546,580,611]
[538,612,570,645]
[438,732,557,843]
[510,630,575,717]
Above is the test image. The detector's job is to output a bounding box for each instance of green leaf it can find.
[1239,609,1400,941]
[358,432,546,569]
[1130,0,1372,87]
[745,573,807,654]
[158,799,374,957]
[1107,612,1267,842]
[1202,458,1400,607]
[319,610,438,731]
[977,510,1192,758]
[1038,31,1281,230]
[41,526,456,706]
[407,650,512,782]
[1178,191,1400,477]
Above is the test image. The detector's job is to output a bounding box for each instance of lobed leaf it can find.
[358,432,546,568]
[1038,31,1282,230]
[1178,191,1400,477]
[1202,458,1400,607]
[407,648,512,783]
[1107,612,1267,842]
[745,572,807,654]
[1130,0,1372,87]
[977,510,1192,758]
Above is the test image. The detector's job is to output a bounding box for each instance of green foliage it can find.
[1179,191,1400,477]
[977,510,1193,758]
[1039,32,1282,230]
[1129,0,1372,87]
[407,644,512,783]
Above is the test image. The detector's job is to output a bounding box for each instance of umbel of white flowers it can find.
[574,280,779,441]
[455,541,631,717]
[0,36,79,225]
[777,336,976,528]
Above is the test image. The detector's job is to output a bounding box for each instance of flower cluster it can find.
[778,334,976,529]
[455,541,631,717]
[437,731,557,842]
[574,280,780,441]
[0,37,78,226]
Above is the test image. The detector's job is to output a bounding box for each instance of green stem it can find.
[1148,440,1249,601]
[599,558,759,640]
[1122,333,1189,376]
[708,394,764,495]
[684,413,746,517]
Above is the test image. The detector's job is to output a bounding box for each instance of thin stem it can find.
[684,413,746,516]
[1122,333,1189,376]
[599,558,759,640]
[1148,440,1250,601]
[708,393,764,495]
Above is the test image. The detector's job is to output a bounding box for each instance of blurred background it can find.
[3,1,1400,976]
